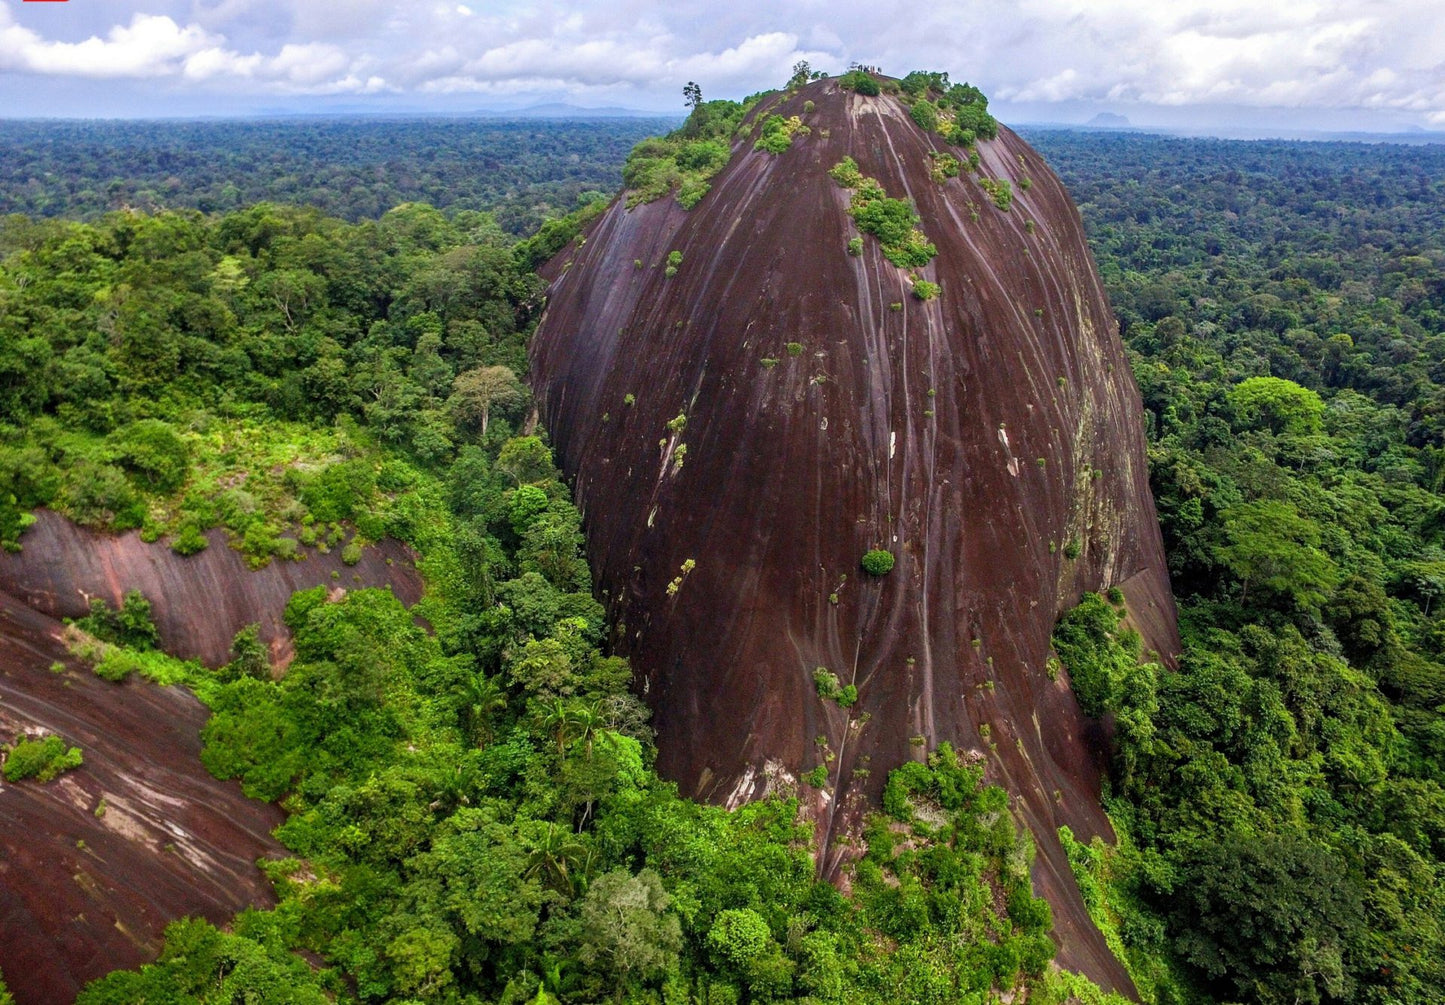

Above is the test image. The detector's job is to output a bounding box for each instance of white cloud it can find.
[0,0,1441,123]
[0,2,386,93]
[0,9,219,78]
[987,0,1443,121]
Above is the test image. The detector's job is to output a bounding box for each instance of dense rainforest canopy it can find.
[1027,129,1445,1005]
[1,82,1443,1004]
[0,117,671,235]
[0,86,1090,1005]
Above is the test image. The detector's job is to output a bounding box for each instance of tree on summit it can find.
[682,81,702,110]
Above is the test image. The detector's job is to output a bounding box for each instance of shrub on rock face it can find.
[861,549,895,575]
[910,101,939,133]
[912,279,941,301]
[3,734,83,783]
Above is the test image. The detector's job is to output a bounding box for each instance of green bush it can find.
[813,666,841,698]
[512,196,609,271]
[929,151,961,181]
[846,236,863,256]
[912,279,941,301]
[295,459,375,523]
[861,549,895,575]
[75,590,159,650]
[828,156,863,188]
[954,102,999,140]
[839,69,880,96]
[58,460,145,530]
[675,139,729,173]
[4,734,83,783]
[676,176,711,209]
[707,908,770,964]
[93,648,143,682]
[109,419,190,494]
[950,126,977,147]
[910,101,939,133]
[754,114,807,155]
[620,96,760,209]
[170,521,209,556]
[979,177,1013,211]
[849,183,937,268]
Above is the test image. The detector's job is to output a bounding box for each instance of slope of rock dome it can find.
[0,516,423,1001]
[0,510,423,668]
[0,589,284,1004]
[530,76,1178,991]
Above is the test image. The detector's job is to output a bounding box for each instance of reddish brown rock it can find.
[0,514,424,1001]
[0,589,284,1004]
[0,509,422,667]
[531,77,1178,993]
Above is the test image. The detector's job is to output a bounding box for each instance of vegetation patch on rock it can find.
[622,88,769,210]
[3,733,83,783]
[829,161,938,268]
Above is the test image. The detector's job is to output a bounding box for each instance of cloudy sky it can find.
[1,0,1442,132]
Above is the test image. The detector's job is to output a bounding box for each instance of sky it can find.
[1,0,1442,133]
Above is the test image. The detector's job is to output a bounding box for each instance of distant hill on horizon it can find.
[491,102,679,119]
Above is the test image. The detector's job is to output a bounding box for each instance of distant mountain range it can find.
[486,102,675,119]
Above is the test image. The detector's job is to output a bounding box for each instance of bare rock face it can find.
[0,515,424,1001]
[0,509,423,667]
[0,590,284,1004]
[531,77,1177,991]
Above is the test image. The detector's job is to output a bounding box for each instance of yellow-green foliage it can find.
[753,114,809,154]
[853,745,1118,1001]
[978,176,1014,210]
[828,156,864,188]
[912,279,941,301]
[829,159,936,265]
[622,96,765,209]
[67,628,200,689]
[928,151,961,182]
[1059,826,1191,1004]
[900,70,999,145]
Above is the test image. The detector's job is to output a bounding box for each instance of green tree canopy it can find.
[1227,376,1326,436]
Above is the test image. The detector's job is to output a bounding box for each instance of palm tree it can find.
[458,672,508,746]
[427,760,479,813]
[523,822,587,897]
[538,698,576,755]
[567,700,611,761]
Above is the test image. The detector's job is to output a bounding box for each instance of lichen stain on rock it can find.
[531,75,1177,994]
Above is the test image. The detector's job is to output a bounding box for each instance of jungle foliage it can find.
[0,118,670,234]
[622,92,769,209]
[5,103,1445,1005]
[1033,130,1445,1004]
[0,159,1113,1001]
